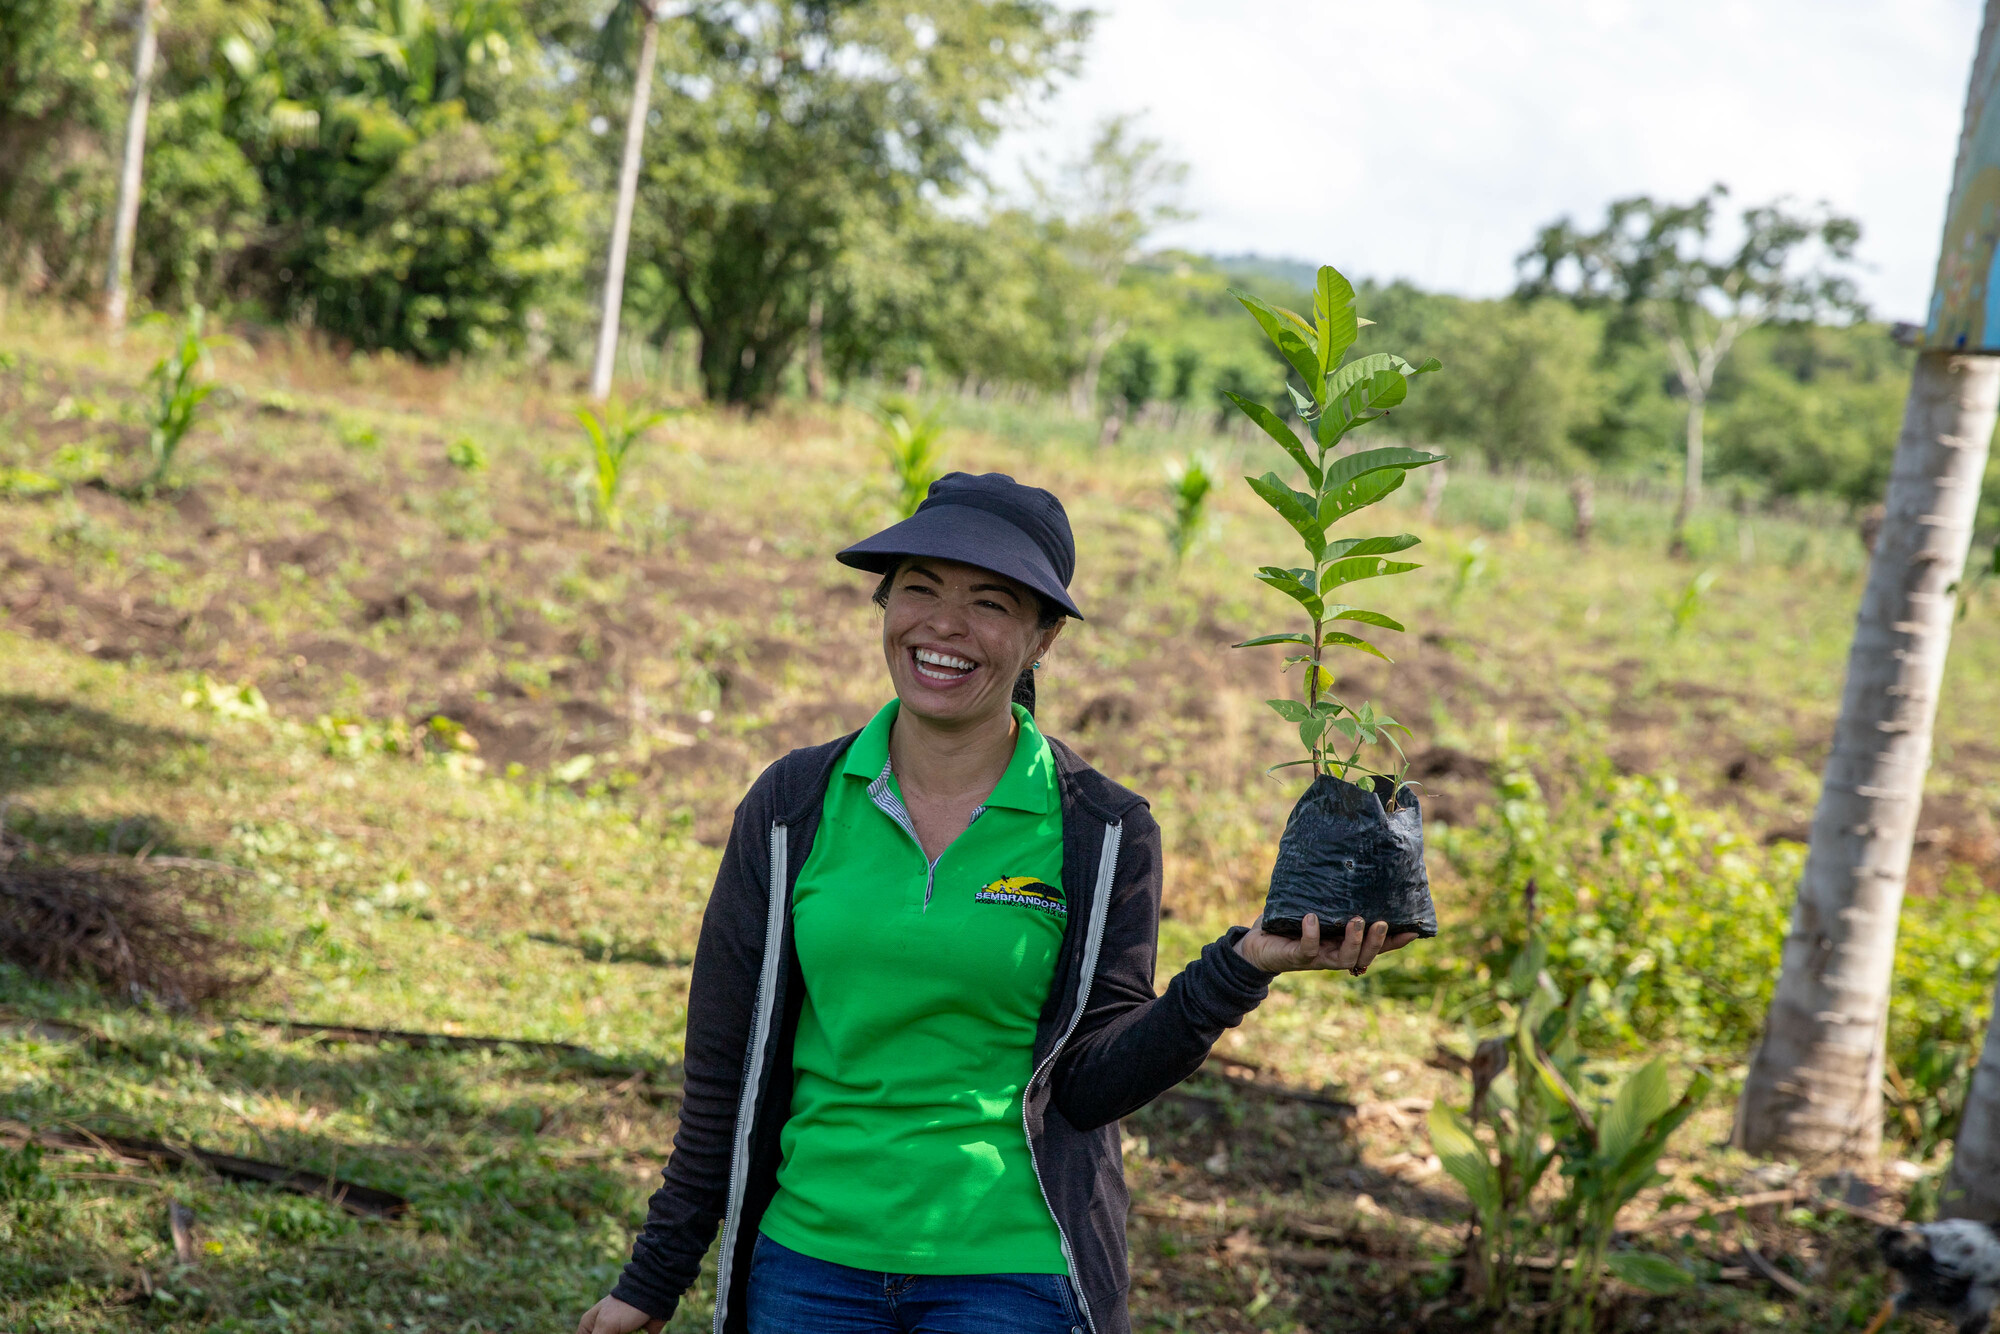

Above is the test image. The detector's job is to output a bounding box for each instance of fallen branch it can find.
[1626,1188,1800,1234]
[5,1120,409,1218]
[1740,1241,1809,1298]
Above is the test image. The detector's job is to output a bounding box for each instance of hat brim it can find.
[837,504,1085,620]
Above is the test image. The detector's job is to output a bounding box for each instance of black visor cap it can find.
[836,472,1084,620]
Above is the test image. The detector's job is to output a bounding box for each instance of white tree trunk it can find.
[103,0,161,330]
[1672,393,1704,541]
[1941,973,2000,1219]
[590,9,662,404]
[1736,351,2000,1159]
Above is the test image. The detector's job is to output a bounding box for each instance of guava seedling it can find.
[1223,264,1445,799]
[1225,263,1445,942]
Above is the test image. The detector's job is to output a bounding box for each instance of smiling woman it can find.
[575,473,1416,1334]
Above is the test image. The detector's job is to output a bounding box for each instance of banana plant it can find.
[1224,264,1444,790]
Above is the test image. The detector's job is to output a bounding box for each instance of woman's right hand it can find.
[576,1295,664,1334]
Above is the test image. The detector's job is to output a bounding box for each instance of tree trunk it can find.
[1669,392,1704,552]
[1736,352,2000,1160]
[804,293,825,401]
[1940,972,2000,1220]
[103,0,161,331]
[590,8,662,404]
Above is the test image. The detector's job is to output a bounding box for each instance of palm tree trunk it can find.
[590,7,663,404]
[1940,972,2000,1219]
[103,0,161,331]
[1735,351,2000,1159]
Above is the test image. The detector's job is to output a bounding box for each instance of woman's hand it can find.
[576,1296,663,1334]
[1234,914,1418,976]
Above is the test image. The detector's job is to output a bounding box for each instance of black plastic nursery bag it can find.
[1261,773,1436,940]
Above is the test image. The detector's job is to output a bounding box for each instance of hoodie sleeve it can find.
[1049,806,1275,1132]
[608,777,776,1319]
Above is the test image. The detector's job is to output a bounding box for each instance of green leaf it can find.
[1324,352,1411,403]
[1339,367,1408,423]
[1598,1059,1674,1165]
[1318,469,1407,528]
[1428,1105,1500,1218]
[1603,1253,1696,1294]
[1321,446,1446,496]
[1325,607,1406,632]
[1221,392,1320,488]
[1313,266,1360,376]
[1324,533,1421,561]
[1323,631,1389,662]
[1299,718,1327,749]
[1255,569,1323,618]
[1265,698,1312,723]
[1246,473,1327,559]
[1319,555,1420,591]
[1230,290,1321,390]
[1234,633,1312,648]
[1409,355,1443,376]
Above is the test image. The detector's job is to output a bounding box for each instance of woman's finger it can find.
[1295,913,1323,968]
[1382,931,1420,954]
[1353,920,1391,971]
[1322,916,1361,970]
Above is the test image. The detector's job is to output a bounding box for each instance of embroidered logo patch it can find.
[974,875,1067,917]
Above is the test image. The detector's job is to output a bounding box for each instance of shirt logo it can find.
[974,875,1067,918]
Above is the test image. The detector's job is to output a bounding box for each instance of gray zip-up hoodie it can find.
[610,729,1276,1333]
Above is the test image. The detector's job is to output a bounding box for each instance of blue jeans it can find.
[747,1234,1085,1334]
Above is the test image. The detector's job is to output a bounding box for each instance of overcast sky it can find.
[988,0,1982,319]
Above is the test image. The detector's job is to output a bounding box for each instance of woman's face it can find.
[881,558,1062,729]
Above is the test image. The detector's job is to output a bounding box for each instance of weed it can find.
[140,307,220,493]
[1668,568,1717,636]
[1448,539,1488,607]
[1163,453,1217,563]
[577,401,668,533]
[872,395,948,518]
[338,417,381,450]
[447,435,489,472]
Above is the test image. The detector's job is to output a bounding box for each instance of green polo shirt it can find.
[757,699,1068,1275]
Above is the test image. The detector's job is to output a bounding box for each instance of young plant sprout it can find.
[576,401,668,534]
[1163,452,1217,564]
[140,307,222,495]
[1223,265,1444,798]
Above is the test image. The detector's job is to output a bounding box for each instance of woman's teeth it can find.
[914,648,977,681]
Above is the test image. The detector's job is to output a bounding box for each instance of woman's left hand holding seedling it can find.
[1235,913,1418,976]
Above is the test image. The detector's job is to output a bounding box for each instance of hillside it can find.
[2,303,1995,1332]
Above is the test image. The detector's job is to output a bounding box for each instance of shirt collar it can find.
[842,699,1056,816]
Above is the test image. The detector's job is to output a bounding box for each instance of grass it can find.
[0,299,1994,1331]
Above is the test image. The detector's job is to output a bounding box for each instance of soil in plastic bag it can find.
[1261,773,1436,940]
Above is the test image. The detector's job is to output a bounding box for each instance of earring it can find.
[1031,660,1043,669]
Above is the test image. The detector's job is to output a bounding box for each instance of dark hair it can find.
[870,560,1063,713]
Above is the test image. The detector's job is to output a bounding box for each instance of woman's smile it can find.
[911,645,980,687]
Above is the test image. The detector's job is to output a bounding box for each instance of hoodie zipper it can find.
[710,822,789,1334]
[1021,819,1122,1334]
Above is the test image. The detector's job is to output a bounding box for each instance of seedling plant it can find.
[1223,265,1444,794]
[1163,452,1217,564]
[576,402,668,533]
[1428,897,1710,1330]
[139,307,223,494]
[872,395,947,519]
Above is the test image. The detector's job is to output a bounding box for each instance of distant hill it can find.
[1206,253,1320,294]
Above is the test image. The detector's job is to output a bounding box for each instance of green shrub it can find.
[1407,748,2000,1157]
[1410,756,1795,1055]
